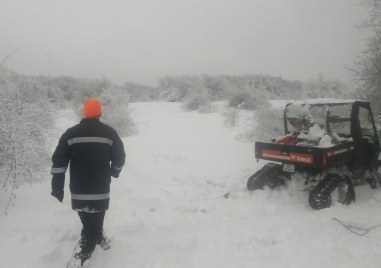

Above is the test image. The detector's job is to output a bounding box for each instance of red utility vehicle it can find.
[248,99,381,209]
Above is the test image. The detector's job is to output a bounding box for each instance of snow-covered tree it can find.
[0,71,53,213]
[304,74,353,99]
[351,0,381,114]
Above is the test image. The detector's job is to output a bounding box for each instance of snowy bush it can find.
[0,73,53,213]
[255,108,284,140]
[222,107,240,127]
[158,75,201,101]
[48,76,108,103]
[182,87,214,112]
[99,88,136,137]
[240,108,284,142]
[158,88,183,102]
[123,82,159,102]
[228,89,269,110]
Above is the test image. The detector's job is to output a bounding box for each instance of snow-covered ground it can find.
[1,102,381,268]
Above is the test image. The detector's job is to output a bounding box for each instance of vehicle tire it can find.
[309,190,332,210]
[308,173,342,210]
[247,163,282,191]
[247,173,266,190]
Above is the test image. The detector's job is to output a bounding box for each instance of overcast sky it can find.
[0,0,369,86]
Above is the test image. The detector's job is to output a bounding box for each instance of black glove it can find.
[51,189,64,202]
[51,174,65,202]
[110,168,120,178]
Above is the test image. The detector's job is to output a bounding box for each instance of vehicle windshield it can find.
[328,104,352,137]
[285,102,352,138]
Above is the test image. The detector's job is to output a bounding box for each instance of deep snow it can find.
[1,102,381,268]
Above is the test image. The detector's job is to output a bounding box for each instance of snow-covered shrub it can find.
[99,88,136,137]
[49,76,107,103]
[255,108,284,140]
[222,107,240,127]
[0,74,53,213]
[182,87,213,112]
[123,82,159,102]
[241,108,284,142]
[158,87,187,102]
[228,89,269,110]
[158,75,201,102]
[198,104,216,113]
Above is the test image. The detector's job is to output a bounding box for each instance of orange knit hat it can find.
[83,98,102,117]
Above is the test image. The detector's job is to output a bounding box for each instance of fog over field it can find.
[0,0,369,85]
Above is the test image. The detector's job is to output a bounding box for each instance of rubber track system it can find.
[247,163,284,191]
[309,173,355,210]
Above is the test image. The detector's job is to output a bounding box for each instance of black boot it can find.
[97,233,111,250]
[68,236,96,267]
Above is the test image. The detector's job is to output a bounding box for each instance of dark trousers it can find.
[78,211,106,241]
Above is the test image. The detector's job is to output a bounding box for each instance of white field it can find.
[1,102,381,268]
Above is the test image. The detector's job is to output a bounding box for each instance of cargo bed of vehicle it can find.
[254,141,355,170]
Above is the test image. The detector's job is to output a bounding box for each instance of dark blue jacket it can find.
[51,118,126,212]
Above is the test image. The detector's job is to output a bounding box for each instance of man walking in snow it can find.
[50,98,126,267]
